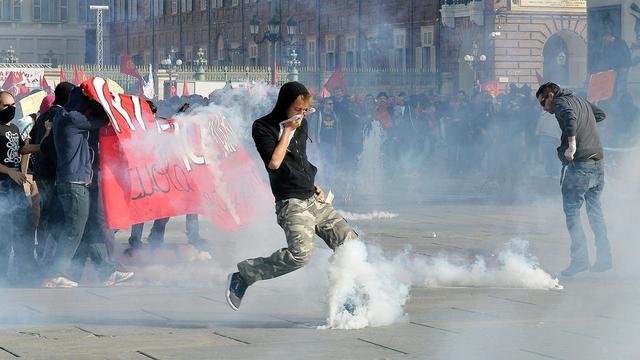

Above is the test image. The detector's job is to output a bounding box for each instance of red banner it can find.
[587,70,617,102]
[81,77,270,230]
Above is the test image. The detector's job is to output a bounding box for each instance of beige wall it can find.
[0,0,90,64]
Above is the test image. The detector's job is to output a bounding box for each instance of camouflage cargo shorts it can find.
[237,196,357,286]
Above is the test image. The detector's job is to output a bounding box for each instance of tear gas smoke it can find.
[321,238,560,330]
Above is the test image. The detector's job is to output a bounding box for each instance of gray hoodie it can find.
[552,88,606,164]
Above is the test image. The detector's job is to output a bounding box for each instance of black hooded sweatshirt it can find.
[551,88,606,164]
[252,82,317,202]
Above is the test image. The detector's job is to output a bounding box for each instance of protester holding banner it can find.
[0,91,41,286]
[44,87,111,288]
[536,82,612,277]
[226,81,359,311]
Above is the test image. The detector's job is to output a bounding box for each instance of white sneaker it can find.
[104,271,134,286]
[43,276,79,288]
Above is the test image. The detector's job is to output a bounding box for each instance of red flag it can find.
[481,80,500,97]
[587,70,617,102]
[72,65,81,85]
[79,69,87,82]
[323,67,348,94]
[80,77,270,230]
[182,79,190,97]
[273,62,278,84]
[59,67,67,83]
[319,86,328,98]
[169,84,177,97]
[1,72,24,96]
[120,53,143,81]
[40,76,51,92]
[535,70,545,86]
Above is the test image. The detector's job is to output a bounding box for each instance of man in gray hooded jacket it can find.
[536,82,611,277]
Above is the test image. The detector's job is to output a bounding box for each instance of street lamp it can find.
[287,49,301,82]
[463,40,486,90]
[193,47,208,81]
[3,46,19,63]
[160,53,182,98]
[250,14,298,84]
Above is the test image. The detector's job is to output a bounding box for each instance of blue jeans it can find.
[0,180,37,284]
[51,182,90,279]
[561,160,611,267]
[129,214,201,247]
[70,184,118,281]
[36,179,63,266]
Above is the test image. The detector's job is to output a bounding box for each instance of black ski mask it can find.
[0,105,15,124]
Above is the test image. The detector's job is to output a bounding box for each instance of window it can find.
[421,47,431,72]
[200,0,208,11]
[153,0,163,16]
[345,36,355,69]
[171,0,178,14]
[393,28,406,69]
[33,0,68,22]
[0,0,9,21]
[0,0,20,21]
[307,39,316,69]
[420,26,434,47]
[181,0,193,12]
[249,43,257,58]
[214,0,223,8]
[232,0,238,6]
[326,37,336,71]
[128,0,138,20]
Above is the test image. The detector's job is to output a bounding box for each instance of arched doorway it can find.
[543,31,587,87]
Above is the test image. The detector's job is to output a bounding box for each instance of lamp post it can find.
[250,14,298,85]
[160,52,182,99]
[463,40,486,91]
[193,48,208,81]
[287,49,301,82]
[3,46,18,63]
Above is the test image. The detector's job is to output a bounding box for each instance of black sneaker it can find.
[590,260,612,272]
[226,272,248,311]
[560,263,589,277]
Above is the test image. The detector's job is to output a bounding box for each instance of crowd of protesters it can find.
[0,84,134,288]
[1,77,638,288]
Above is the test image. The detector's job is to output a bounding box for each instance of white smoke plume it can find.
[337,210,399,220]
[321,238,561,330]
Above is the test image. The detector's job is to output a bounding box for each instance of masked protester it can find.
[0,91,41,286]
[225,82,359,311]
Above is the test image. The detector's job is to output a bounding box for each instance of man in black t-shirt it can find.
[0,91,41,285]
[225,82,359,311]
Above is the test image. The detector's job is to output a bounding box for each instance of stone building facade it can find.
[0,0,110,65]
[107,0,440,73]
[440,0,587,93]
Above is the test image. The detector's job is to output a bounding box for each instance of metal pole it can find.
[152,0,156,68]
[90,5,109,71]
[272,41,277,84]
